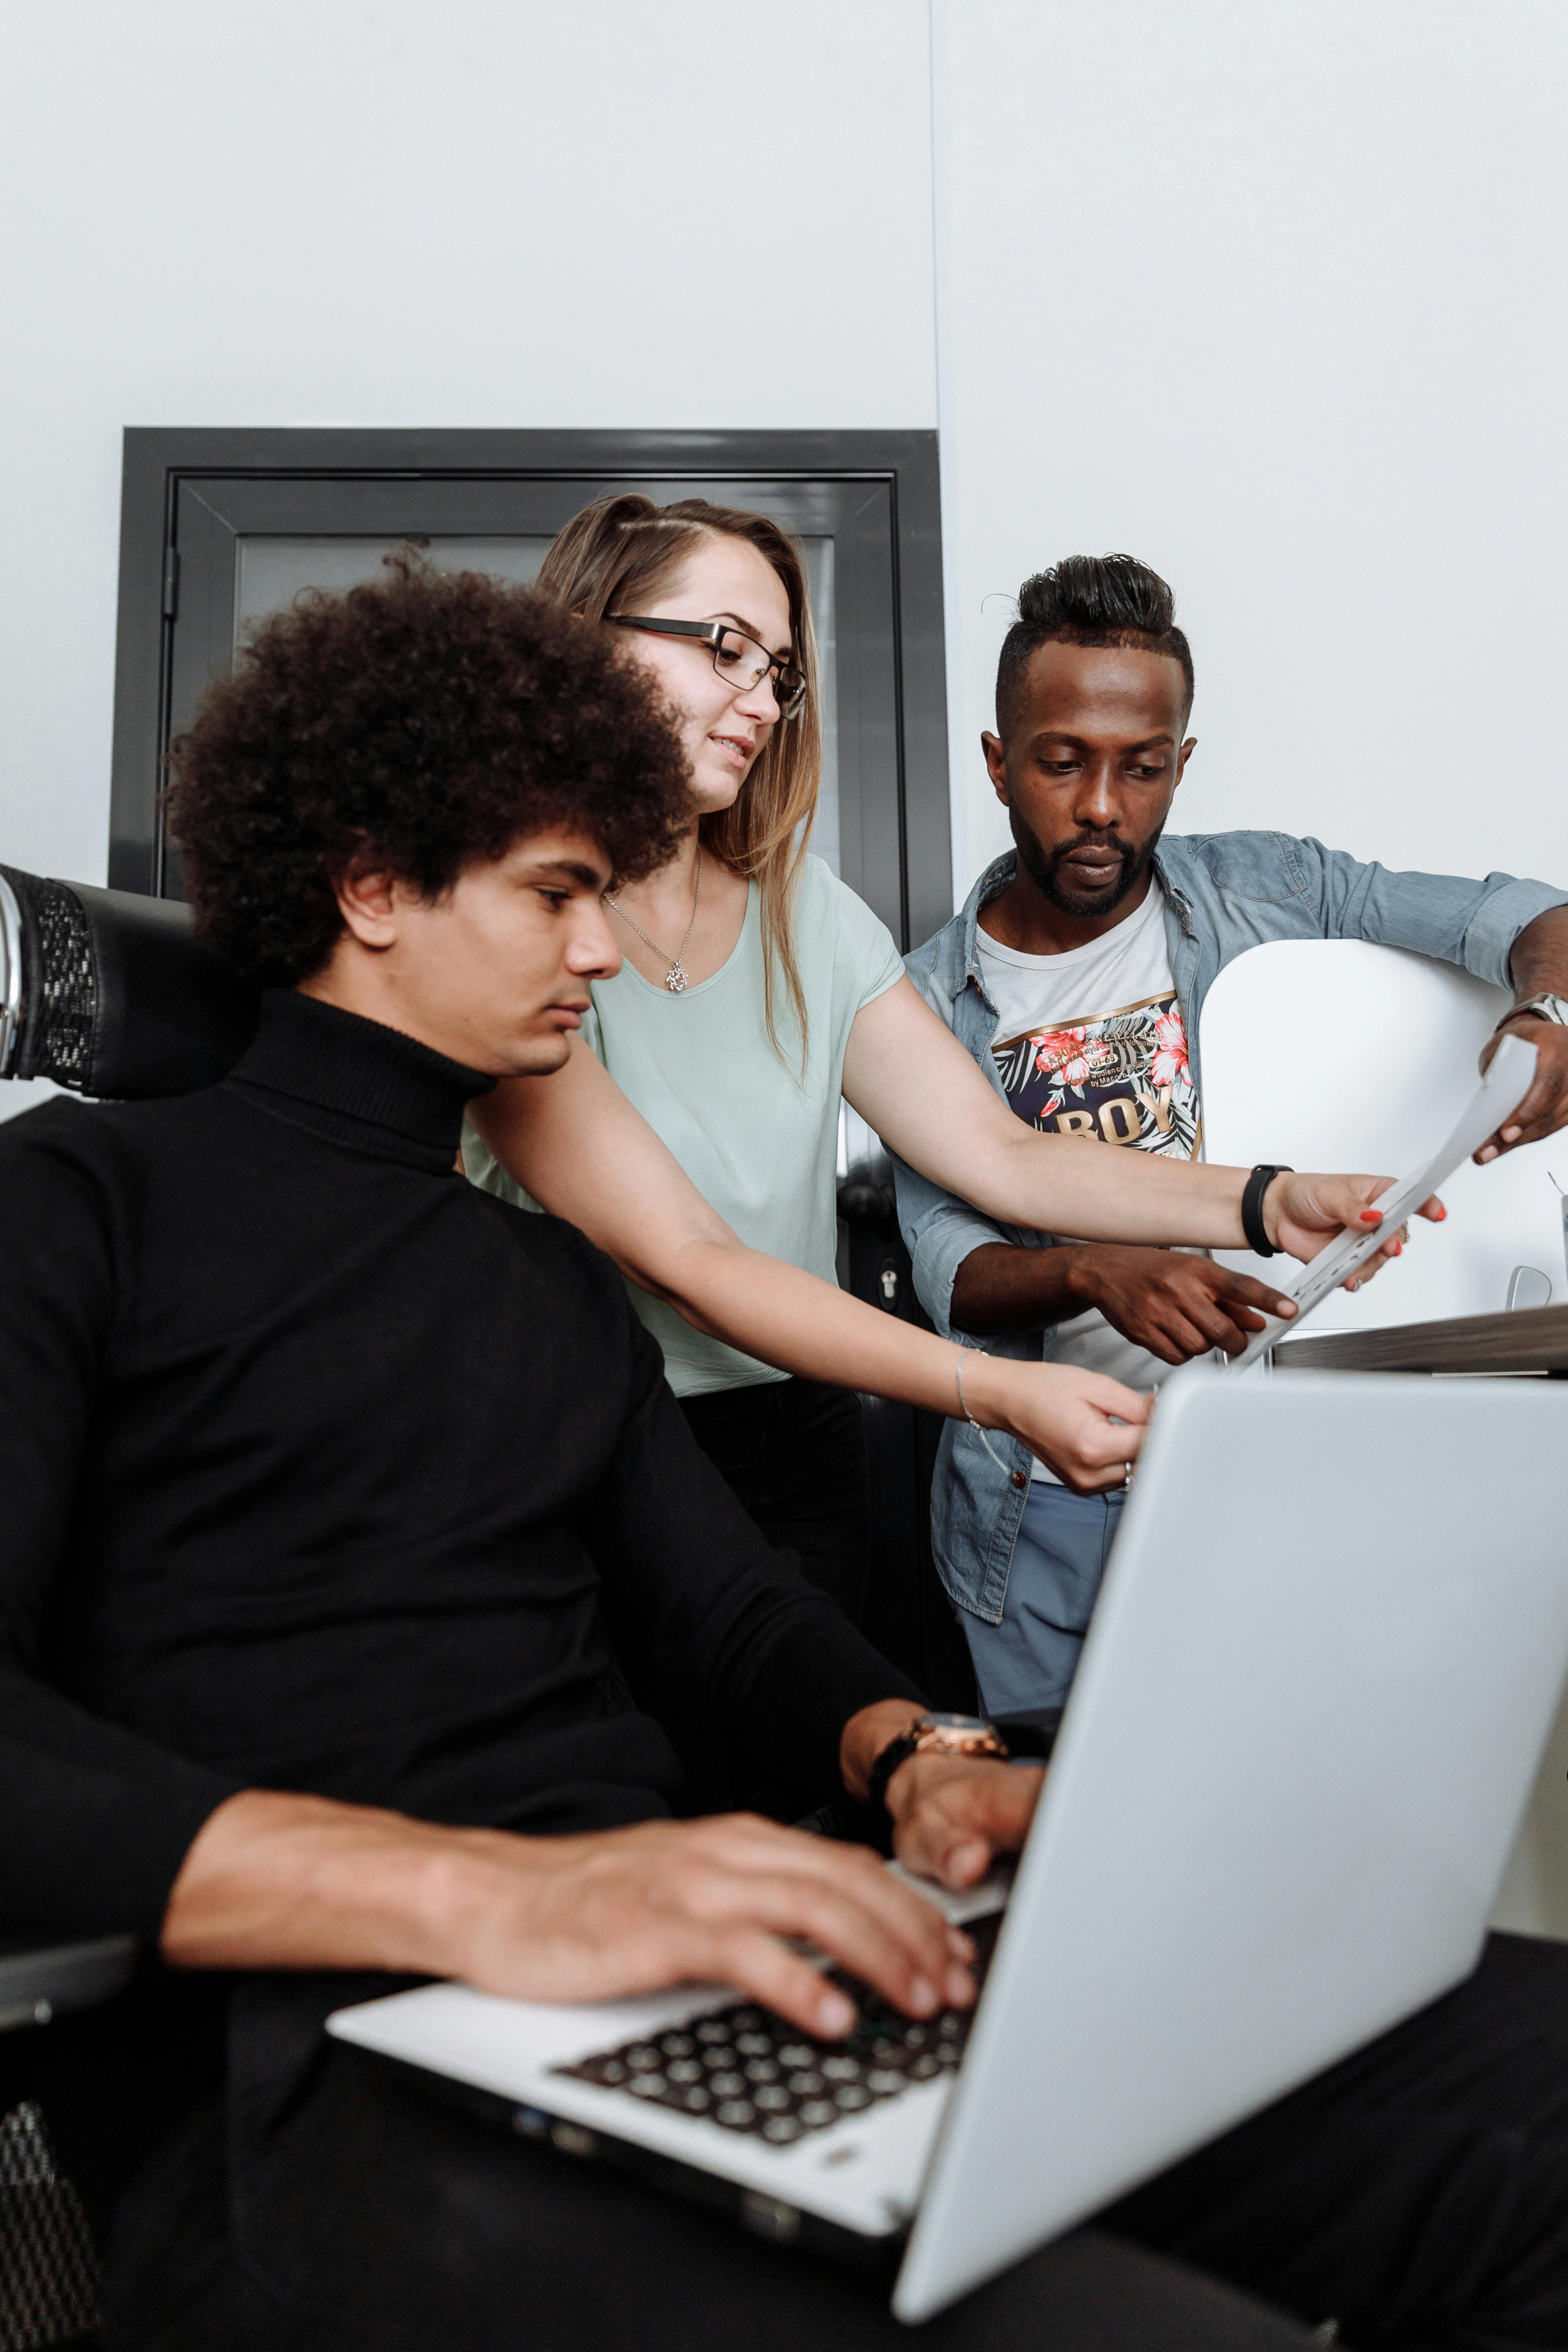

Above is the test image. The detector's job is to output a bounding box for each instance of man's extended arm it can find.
[890,976,1310,1362]
[949,1242,1302,1356]
[890,1079,1381,1358]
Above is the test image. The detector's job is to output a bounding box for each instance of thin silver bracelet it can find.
[955,1346,1134,1492]
[953,1347,1014,1476]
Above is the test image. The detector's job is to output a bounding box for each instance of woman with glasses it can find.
[465,493,1398,1635]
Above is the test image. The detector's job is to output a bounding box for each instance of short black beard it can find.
[1012,812,1159,921]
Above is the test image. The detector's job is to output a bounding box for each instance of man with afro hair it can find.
[0,562,1203,2350]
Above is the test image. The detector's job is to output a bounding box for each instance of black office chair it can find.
[0,866,257,1100]
[0,1938,136,2350]
[0,870,254,2347]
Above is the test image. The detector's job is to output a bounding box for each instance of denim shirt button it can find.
[1010,1470,1028,1490]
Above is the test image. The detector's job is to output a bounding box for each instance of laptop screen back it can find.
[897,1368,1568,2321]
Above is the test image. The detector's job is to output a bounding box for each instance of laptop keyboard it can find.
[552,1913,999,2148]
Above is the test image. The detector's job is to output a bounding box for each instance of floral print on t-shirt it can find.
[990,990,1201,1160]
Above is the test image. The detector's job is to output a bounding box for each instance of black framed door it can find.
[110,429,951,951]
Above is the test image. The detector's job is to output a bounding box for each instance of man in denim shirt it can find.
[896,554,1568,1715]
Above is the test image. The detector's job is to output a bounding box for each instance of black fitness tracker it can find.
[1241,1164,1293,1258]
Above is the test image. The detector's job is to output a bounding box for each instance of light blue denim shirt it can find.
[896,830,1568,1625]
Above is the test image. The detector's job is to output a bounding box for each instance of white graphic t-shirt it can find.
[974,881,1201,1481]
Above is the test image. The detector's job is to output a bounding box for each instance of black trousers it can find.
[680,1375,871,1626]
[103,2044,1306,2352]
[105,1934,1568,2351]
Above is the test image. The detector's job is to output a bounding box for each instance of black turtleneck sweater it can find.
[0,991,915,1947]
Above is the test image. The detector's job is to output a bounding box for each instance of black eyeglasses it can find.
[605,615,807,721]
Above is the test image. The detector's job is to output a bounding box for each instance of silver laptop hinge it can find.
[740,2190,800,2244]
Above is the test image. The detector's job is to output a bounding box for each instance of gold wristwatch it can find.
[866,1712,1011,1816]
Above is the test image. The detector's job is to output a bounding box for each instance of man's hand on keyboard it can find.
[163,1790,977,2043]
[443,1812,978,2040]
[884,1753,1046,1891]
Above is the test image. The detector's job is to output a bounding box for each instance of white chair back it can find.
[1201,939,1564,1322]
[1200,938,1568,1939]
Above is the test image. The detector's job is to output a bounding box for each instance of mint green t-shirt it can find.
[464,855,904,1397]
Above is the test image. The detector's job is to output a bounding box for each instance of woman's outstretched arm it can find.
[468,1045,1148,1491]
[841,977,1435,1263]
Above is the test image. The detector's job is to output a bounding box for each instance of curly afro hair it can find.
[166,555,693,986]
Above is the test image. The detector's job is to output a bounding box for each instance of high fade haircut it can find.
[994,554,1195,739]
[167,555,692,987]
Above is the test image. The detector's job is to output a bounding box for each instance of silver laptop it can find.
[329,1368,1568,2323]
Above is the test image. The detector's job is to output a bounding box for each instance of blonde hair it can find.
[534,493,822,1067]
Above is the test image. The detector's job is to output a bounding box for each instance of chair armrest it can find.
[0,1937,137,2033]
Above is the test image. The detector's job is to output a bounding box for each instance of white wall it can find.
[0,0,937,888]
[4,3,1568,902]
[936,0,1568,899]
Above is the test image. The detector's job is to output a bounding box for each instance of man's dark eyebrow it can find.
[707,610,794,662]
[523,857,608,890]
[1030,728,1177,752]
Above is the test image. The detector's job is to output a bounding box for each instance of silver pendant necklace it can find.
[604,854,702,993]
